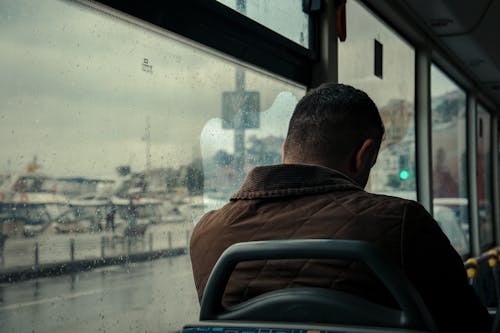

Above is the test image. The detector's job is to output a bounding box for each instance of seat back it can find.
[199,240,438,332]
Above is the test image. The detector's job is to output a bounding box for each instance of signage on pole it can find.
[222,91,260,129]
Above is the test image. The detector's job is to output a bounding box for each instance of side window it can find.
[216,0,310,48]
[477,104,494,250]
[0,0,305,331]
[430,65,469,256]
[338,0,416,199]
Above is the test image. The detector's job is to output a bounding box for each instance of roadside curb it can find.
[0,247,187,283]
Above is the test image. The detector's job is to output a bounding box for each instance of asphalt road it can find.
[0,255,200,333]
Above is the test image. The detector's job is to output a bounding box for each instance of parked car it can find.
[0,193,67,237]
[54,197,110,233]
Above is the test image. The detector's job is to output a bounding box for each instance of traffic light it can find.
[399,155,410,181]
[399,169,409,180]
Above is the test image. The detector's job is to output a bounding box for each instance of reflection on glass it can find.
[216,0,309,48]
[201,89,299,211]
[430,65,469,256]
[338,0,416,199]
[477,105,494,249]
[0,0,305,331]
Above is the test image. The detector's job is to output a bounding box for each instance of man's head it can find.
[283,83,384,188]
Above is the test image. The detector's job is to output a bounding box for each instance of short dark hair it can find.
[283,83,384,163]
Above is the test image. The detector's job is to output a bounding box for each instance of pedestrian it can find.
[105,203,116,233]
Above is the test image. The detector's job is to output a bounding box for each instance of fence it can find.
[0,223,193,281]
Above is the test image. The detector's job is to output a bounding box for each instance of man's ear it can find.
[354,138,377,172]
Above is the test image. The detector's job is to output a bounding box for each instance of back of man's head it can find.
[283,83,384,178]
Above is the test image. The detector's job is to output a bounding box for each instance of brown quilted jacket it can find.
[190,164,491,333]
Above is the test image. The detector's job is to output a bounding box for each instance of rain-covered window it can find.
[216,0,310,48]
[338,0,416,200]
[0,1,304,331]
[430,65,469,256]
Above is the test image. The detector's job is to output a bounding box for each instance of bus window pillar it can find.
[492,115,500,246]
[415,47,432,213]
[311,0,338,87]
[467,96,481,257]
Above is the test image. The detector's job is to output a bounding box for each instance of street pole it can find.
[233,0,246,183]
[34,242,39,267]
[70,239,75,262]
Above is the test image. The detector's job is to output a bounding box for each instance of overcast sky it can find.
[0,0,304,179]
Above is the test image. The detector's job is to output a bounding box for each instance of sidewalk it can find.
[0,222,194,279]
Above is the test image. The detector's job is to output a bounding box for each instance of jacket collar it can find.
[231,164,363,200]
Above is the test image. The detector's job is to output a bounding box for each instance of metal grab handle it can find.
[200,239,437,332]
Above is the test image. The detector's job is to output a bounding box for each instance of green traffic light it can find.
[399,170,409,180]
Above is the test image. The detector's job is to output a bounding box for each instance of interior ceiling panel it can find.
[402,0,500,108]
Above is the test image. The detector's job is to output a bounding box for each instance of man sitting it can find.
[190,83,491,332]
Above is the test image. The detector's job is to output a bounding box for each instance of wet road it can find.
[0,255,199,333]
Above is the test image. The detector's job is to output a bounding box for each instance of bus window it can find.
[216,0,310,48]
[430,65,470,256]
[338,0,416,200]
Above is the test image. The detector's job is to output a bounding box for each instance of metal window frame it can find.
[493,116,500,246]
[476,103,496,252]
[467,96,481,256]
[415,48,432,213]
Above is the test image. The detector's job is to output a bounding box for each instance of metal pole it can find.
[234,66,246,183]
[101,236,105,259]
[467,96,481,256]
[149,233,153,252]
[34,242,39,267]
[70,238,75,262]
[415,47,432,213]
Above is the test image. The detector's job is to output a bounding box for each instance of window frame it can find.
[476,103,495,251]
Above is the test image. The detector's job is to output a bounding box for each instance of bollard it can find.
[34,242,39,267]
[70,238,75,262]
[168,231,172,250]
[149,233,153,252]
[101,236,106,259]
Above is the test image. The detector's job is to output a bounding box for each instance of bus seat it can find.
[182,240,438,333]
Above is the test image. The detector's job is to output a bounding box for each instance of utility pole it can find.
[233,0,246,180]
[145,116,151,173]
